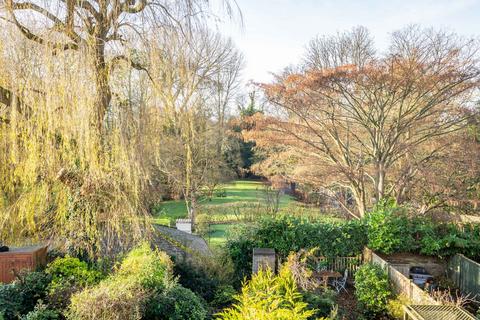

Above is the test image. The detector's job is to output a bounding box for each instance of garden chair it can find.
[317,264,328,272]
[333,269,348,293]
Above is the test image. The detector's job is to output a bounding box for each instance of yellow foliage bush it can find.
[67,243,174,320]
[387,294,411,319]
[217,266,315,320]
[67,276,146,320]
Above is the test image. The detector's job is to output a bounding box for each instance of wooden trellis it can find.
[404,305,477,320]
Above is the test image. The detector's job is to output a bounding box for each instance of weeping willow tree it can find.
[0,30,146,256]
[0,0,241,256]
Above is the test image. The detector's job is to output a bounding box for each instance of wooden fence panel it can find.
[364,248,438,305]
[448,254,480,297]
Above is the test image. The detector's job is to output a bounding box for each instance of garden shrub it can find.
[365,199,415,254]
[144,285,207,320]
[0,284,22,320]
[365,199,480,259]
[226,215,367,283]
[462,224,480,259]
[174,260,219,302]
[173,251,237,310]
[46,256,102,288]
[0,271,52,320]
[354,263,392,317]
[198,249,236,285]
[18,271,52,314]
[386,294,411,320]
[67,242,174,320]
[21,301,60,320]
[196,213,210,237]
[418,222,480,258]
[226,236,257,285]
[45,256,102,310]
[303,290,337,319]
[67,275,146,320]
[416,220,445,257]
[217,266,316,320]
[251,215,318,256]
[117,242,174,289]
[303,219,367,260]
[211,284,237,309]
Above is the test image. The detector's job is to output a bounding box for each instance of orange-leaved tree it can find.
[248,26,480,218]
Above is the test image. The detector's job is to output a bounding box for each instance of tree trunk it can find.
[184,114,196,231]
[92,38,111,133]
[355,192,366,218]
[375,161,386,202]
[351,186,367,219]
[396,184,406,204]
[190,194,196,232]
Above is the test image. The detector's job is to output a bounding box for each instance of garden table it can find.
[316,270,342,289]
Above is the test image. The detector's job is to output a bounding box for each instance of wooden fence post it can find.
[252,248,276,274]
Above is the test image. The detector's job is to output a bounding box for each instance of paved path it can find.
[152,225,211,260]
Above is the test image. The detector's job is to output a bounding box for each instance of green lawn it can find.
[204,223,234,246]
[152,180,295,225]
[152,179,342,247]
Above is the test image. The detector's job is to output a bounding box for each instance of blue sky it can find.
[215,0,480,83]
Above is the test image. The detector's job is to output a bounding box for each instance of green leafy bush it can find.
[354,263,392,317]
[211,285,237,308]
[45,256,102,310]
[196,213,211,237]
[418,223,480,258]
[145,285,207,320]
[303,290,337,319]
[174,260,219,302]
[0,284,22,320]
[46,256,102,290]
[0,271,52,320]
[116,242,173,289]
[18,272,53,313]
[365,199,415,254]
[226,215,367,283]
[365,199,480,259]
[217,266,315,320]
[226,236,257,285]
[173,252,237,311]
[21,301,60,320]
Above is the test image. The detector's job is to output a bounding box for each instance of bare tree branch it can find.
[121,0,147,13]
[109,54,154,82]
[5,0,80,50]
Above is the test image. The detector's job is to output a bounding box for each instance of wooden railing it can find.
[310,255,363,274]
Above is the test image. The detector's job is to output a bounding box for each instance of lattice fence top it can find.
[405,305,477,320]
